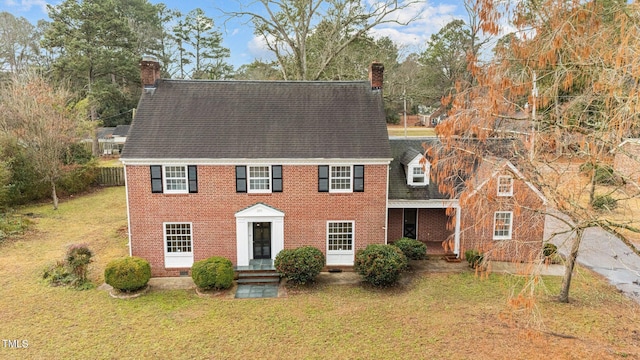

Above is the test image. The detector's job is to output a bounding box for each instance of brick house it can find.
[122,59,547,277]
[614,139,640,187]
[121,61,391,277]
[387,139,547,262]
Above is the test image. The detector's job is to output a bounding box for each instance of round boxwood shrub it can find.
[392,238,427,260]
[104,257,151,292]
[191,256,234,290]
[275,246,325,285]
[354,244,408,287]
[543,243,558,258]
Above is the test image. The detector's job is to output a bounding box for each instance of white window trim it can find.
[493,211,513,240]
[497,175,514,197]
[408,164,428,186]
[163,222,194,268]
[326,221,355,254]
[247,165,272,194]
[329,165,353,193]
[163,165,188,194]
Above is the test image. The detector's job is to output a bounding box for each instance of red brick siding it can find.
[387,209,403,241]
[417,209,453,243]
[126,164,388,276]
[460,172,545,262]
[614,142,640,185]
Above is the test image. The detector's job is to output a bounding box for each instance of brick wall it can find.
[614,141,640,185]
[126,164,388,276]
[387,208,453,243]
[460,171,545,262]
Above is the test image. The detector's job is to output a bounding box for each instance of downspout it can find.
[384,161,390,244]
[122,161,133,257]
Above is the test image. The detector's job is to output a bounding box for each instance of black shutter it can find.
[354,165,364,192]
[272,165,283,192]
[236,166,247,193]
[150,165,163,193]
[318,165,329,192]
[188,165,198,193]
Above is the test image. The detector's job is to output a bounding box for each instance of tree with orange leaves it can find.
[435,0,640,302]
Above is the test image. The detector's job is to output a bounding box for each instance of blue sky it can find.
[0,0,467,68]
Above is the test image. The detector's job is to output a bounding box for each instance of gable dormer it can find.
[400,148,430,186]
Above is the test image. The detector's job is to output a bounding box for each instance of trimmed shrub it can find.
[392,238,427,260]
[275,246,325,284]
[464,249,484,269]
[104,257,151,292]
[592,194,617,211]
[191,256,234,290]
[354,244,408,287]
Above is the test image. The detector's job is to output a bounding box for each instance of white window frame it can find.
[497,175,514,197]
[327,220,356,255]
[248,165,271,193]
[493,211,513,240]
[163,165,188,194]
[329,165,352,193]
[163,222,194,268]
[408,165,428,186]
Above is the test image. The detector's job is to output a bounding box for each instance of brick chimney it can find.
[369,62,384,91]
[140,56,160,88]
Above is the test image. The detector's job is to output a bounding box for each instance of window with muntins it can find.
[327,222,353,251]
[410,166,427,185]
[493,212,513,240]
[249,166,270,192]
[330,165,351,192]
[164,166,188,193]
[165,223,192,253]
[497,175,514,196]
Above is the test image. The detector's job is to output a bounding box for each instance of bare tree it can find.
[0,72,83,210]
[227,0,420,80]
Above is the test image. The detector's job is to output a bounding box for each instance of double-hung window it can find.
[236,165,282,193]
[150,165,198,194]
[493,211,513,240]
[409,165,427,186]
[331,166,352,192]
[318,165,364,193]
[249,166,271,193]
[497,175,514,196]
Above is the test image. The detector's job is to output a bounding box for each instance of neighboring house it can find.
[614,139,640,187]
[387,139,547,262]
[121,60,391,277]
[82,125,131,155]
[122,59,547,277]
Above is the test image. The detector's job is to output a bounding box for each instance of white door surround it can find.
[235,203,285,266]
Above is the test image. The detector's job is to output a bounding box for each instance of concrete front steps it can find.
[236,270,280,285]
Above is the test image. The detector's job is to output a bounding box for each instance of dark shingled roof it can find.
[121,80,390,160]
[388,139,449,200]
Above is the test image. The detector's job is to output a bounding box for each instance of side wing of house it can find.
[459,161,546,262]
[386,139,461,257]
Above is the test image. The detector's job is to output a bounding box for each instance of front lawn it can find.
[1,187,639,358]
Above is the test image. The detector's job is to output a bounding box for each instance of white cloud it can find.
[370,2,462,54]
[246,35,277,61]
[4,0,49,13]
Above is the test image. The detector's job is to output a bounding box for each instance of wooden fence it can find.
[98,167,125,187]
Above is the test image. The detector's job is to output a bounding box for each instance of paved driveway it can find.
[545,209,640,303]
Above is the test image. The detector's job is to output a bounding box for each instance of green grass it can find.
[1,187,639,358]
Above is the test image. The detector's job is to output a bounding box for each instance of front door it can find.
[403,208,417,239]
[252,222,271,259]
